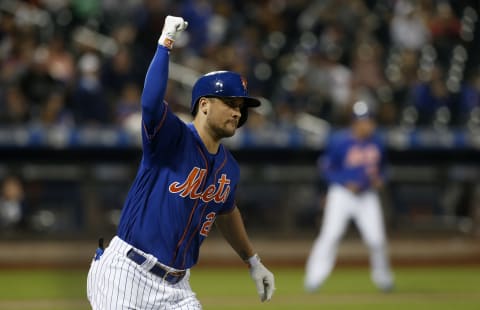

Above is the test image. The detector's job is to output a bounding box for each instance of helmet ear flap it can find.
[238,106,249,127]
[192,99,200,116]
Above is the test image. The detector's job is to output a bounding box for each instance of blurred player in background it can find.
[304,101,394,293]
[0,175,25,230]
[87,16,274,309]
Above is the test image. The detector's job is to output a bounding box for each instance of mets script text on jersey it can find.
[169,167,231,203]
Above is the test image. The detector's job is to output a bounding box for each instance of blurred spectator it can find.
[352,42,384,90]
[132,0,169,70]
[0,9,33,83]
[388,49,421,117]
[180,0,213,55]
[101,46,138,101]
[39,89,74,127]
[72,52,110,125]
[45,34,76,86]
[101,1,143,32]
[390,0,430,51]
[70,0,102,24]
[0,84,31,125]
[410,64,454,126]
[0,175,26,230]
[114,82,141,127]
[109,23,138,47]
[455,71,480,126]
[0,0,476,133]
[280,76,332,121]
[350,31,397,125]
[428,1,461,66]
[0,9,16,61]
[306,38,353,125]
[19,46,61,117]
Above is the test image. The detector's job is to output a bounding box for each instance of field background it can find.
[0,266,479,310]
[0,236,478,310]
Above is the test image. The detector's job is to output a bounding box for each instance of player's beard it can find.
[209,119,237,140]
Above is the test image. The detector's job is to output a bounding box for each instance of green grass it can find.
[0,267,478,309]
[0,269,88,310]
[191,267,480,310]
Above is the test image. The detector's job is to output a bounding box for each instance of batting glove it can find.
[247,254,275,302]
[158,15,188,49]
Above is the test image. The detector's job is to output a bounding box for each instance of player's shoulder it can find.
[327,129,351,146]
[331,129,350,140]
[369,131,386,147]
[222,146,239,168]
[220,145,240,175]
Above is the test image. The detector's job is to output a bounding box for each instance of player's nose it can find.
[232,108,241,121]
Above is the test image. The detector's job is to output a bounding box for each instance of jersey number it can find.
[200,212,216,237]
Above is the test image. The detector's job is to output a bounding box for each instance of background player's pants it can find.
[304,185,394,292]
[87,236,202,310]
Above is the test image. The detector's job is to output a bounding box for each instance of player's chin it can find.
[223,121,238,136]
[223,127,236,137]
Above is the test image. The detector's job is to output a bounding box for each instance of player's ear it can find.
[199,97,209,115]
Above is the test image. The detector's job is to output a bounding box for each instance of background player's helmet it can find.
[352,100,374,120]
[191,71,261,127]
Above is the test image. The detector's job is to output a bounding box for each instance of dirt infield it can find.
[0,236,478,269]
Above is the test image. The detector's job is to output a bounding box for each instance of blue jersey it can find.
[320,129,386,192]
[117,45,239,270]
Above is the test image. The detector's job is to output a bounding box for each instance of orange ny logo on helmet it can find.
[241,76,248,91]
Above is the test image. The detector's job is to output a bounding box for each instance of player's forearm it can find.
[141,45,170,130]
[215,207,255,261]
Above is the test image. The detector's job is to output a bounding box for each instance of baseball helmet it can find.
[191,71,261,127]
[352,100,374,120]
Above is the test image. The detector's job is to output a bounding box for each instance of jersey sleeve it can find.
[217,184,237,215]
[217,154,240,215]
[140,45,186,162]
[321,135,345,184]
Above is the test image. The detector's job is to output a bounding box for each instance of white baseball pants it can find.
[304,184,394,291]
[87,236,202,309]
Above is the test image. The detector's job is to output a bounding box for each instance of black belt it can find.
[126,249,186,284]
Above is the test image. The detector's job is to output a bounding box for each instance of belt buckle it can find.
[162,269,171,282]
[163,269,184,284]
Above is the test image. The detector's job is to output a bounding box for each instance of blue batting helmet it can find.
[191,71,261,127]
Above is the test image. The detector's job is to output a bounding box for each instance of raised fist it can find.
[158,15,188,49]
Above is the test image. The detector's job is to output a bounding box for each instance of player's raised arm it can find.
[141,16,188,133]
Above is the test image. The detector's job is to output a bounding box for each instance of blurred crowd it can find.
[0,0,479,134]
[1,0,480,235]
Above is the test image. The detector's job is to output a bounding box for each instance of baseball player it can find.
[304,101,394,293]
[87,16,275,309]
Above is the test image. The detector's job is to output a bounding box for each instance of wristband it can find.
[158,35,174,50]
[246,253,261,268]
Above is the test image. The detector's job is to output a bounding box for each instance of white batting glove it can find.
[158,15,188,49]
[247,254,275,302]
